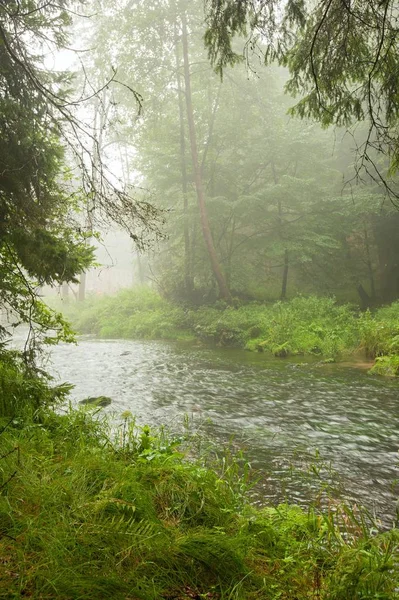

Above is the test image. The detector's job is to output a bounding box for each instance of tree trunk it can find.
[78,93,107,303]
[226,213,236,287]
[78,273,86,302]
[137,252,145,285]
[363,225,376,302]
[373,211,399,303]
[174,20,193,296]
[181,12,232,303]
[281,249,289,300]
[357,283,371,309]
[61,282,70,304]
[272,162,289,300]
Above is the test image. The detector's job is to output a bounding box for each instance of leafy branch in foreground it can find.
[0,0,161,243]
[0,1,162,349]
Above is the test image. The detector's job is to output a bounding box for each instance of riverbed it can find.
[46,337,399,525]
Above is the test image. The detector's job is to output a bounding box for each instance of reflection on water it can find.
[46,338,399,524]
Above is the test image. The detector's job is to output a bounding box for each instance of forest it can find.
[0,1,399,598]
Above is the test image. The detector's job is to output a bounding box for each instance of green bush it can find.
[57,287,194,342]
[359,303,399,358]
[0,349,71,419]
[369,355,399,377]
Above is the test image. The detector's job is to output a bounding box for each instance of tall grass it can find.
[0,406,398,599]
[52,289,399,372]
[56,291,360,358]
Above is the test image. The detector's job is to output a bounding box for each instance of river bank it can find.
[1,403,398,599]
[53,289,399,376]
[46,337,399,523]
[2,308,398,598]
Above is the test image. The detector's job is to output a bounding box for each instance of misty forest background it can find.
[54,0,399,310]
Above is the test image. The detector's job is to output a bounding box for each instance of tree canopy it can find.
[204,0,399,196]
[81,0,399,306]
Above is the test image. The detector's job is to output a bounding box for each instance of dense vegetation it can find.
[0,366,398,599]
[1,1,399,598]
[56,289,399,375]
[75,0,399,308]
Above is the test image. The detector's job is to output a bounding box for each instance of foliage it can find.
[205,0,399,195]
[60,289,399,371]
[58,287,194,341]
[0,404,397,599]
[359,302,399,358]
[0,349,72,420]
[0,1,94,346]
[193,296,359,359]
[58,291,360,359]
[0,0,163,352]
[85,0,399,306]
[369,355,399,378]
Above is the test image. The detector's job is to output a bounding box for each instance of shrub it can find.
[0,349,71,418]
[53,289,399,373]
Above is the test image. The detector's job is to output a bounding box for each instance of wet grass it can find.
[0,407,398,599]
[52,289,399,372]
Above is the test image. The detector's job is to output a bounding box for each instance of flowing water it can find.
[46,337,399,525]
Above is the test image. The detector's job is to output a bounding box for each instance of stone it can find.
[79,396,112,408]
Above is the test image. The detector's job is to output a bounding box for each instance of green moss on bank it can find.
[0,407,398,599]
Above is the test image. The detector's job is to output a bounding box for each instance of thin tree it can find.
[181,10,232,302]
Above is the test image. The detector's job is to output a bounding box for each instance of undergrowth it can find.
[0,404,398,599]
[57,288,194,342]
[53,289,399,371]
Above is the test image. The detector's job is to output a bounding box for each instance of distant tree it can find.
[84,0,399,305]
[86,0,232,302]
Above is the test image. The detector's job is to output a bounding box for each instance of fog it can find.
[36,0,397,308]
[2,2,399,595]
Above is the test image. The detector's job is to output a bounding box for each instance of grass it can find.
[57,288,194,342]
[51,288,399,372]
[0,405,398,599]
[0,344,397,598]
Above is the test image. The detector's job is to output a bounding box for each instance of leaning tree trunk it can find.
[175,20,193,296]
[181,11,232,303]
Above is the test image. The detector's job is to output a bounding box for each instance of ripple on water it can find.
[46,338,399,525]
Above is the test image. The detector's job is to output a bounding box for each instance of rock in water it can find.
[79,396,112,408]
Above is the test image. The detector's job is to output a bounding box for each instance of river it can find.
[46,337,399,526]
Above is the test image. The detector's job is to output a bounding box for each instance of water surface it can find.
[47,338,399,524]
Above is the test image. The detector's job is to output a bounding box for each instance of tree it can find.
[84,0,398,305]
[0,1,160,349]
[204,0,399,199]
[86,0,232,301]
